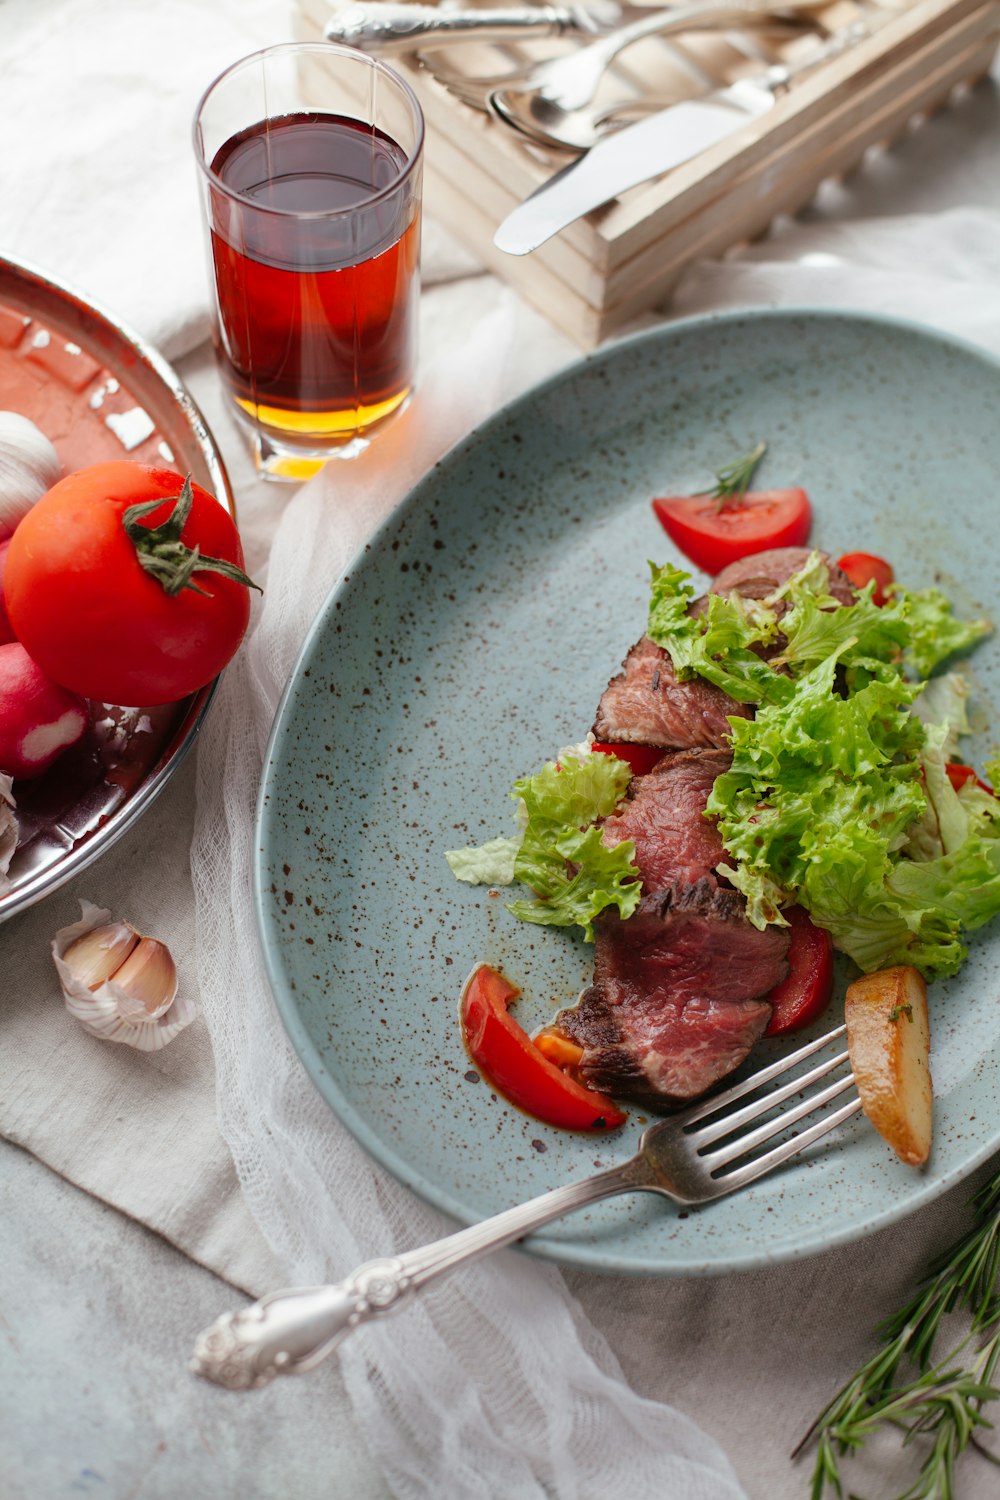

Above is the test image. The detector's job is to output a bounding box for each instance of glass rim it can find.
[192,40,425,222]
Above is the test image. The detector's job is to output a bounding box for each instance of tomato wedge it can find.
[763,907,835,1037]
[459,965,626,1132]
[836,551,894,606]
[651,489,811,574]
[946,762,995,796]
[592,740,663,777]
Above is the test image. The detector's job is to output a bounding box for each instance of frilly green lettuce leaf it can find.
[445,747,640,941]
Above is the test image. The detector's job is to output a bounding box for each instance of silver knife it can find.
[492,15,875,257]
[493,72,780,255]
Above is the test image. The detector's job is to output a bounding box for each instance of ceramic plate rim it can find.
[255,305,1000,1275]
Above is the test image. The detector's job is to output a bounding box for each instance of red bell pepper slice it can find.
[591,740,663,777]
[763,906,835,1037]
[459,965,626,1132]
[836,551,894,606]
[946,762,995,796]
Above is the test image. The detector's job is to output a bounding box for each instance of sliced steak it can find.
[711,547,857,607]
[593,635,750,750]
[557,883,789,1107]
[601,748,730,891]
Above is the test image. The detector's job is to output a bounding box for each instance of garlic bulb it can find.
[52,900,197,1050]
[0,773,17,895]
[0,411,60,540]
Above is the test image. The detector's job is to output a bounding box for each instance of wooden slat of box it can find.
[296,0,1000,346]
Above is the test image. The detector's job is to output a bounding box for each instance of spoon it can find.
[491,86,676,150]
[486,0,822,117]
[492,15,870,152]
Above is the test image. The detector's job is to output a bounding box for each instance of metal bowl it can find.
[0,254,234,923]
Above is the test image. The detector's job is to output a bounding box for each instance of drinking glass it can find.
[193,43,424,480]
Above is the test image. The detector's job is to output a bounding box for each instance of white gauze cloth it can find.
[189,295,748,1500]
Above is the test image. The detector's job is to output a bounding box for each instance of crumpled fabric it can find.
[190,291,749,1500]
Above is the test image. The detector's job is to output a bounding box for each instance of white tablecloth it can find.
[4,1,1000,1496]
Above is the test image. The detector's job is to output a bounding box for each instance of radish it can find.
[0,643,88,778]
[0,539,14,646]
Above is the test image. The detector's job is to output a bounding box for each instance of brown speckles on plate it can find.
[255,310,1000,1276]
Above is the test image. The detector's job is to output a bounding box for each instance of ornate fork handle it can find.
[191,1155,657,1390]
[325,3,587,51]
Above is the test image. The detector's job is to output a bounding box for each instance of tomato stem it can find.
[122,476,261,598]
[701,438,768,510]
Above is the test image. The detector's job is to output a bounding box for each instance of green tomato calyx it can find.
[122,476,261,598]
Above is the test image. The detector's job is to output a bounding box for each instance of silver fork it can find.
[190,1024,859,1390]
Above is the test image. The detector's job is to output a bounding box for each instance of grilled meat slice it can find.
[593,635,750,750]
[711,547,857,607]
[557,883,789,1107]
[601,748,731,891]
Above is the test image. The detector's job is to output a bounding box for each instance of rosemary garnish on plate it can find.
[798,1168,1000,1498]
[701,438,768,506]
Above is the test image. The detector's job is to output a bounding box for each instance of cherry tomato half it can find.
[4,463,254,706]
[592,740,664,777]
[836,551,894,606]
[459,965,626,1132]
[651,489,811,575]
[763,906,835,1037]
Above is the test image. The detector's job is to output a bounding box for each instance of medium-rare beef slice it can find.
[711,547,857,607]
[593,635,750,750]
[557,883,789,1108]
[601,748,731,891]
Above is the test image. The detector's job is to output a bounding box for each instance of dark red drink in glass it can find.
[194,46,423,479]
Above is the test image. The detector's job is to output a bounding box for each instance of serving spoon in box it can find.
[190,1024,859,1389]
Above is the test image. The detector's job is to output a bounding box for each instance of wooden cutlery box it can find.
[296,0,1000,348]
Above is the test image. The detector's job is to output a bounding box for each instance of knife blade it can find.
[493,77,777,256]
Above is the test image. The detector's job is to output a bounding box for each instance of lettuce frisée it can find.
[647,554,997,979]
[446,745,641,942]
[446,550,997,982]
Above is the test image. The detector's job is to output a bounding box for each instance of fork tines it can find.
[679,1025,862,1195]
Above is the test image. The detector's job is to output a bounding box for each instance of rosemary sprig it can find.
[701,438,768,507]
[798,1167,1000,1499]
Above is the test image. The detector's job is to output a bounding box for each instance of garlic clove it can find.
[0,772,17,894]
[62,920,140,990]
[109,936,178,1020]
[52,901,196,1051]
[0,412,60,540]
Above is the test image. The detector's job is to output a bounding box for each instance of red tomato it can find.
[836,551,894,606]
[459,965,626,1132]
[4,463,255,706]
[651,489,811,574]
[0,540,15,646]
[946,763,995,796]
[592,740,663,776]
[763,907,834,1037]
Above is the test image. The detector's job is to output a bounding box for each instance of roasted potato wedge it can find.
[844,965,932,1167]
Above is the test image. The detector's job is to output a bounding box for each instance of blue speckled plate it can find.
[255,309,1000,1275]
